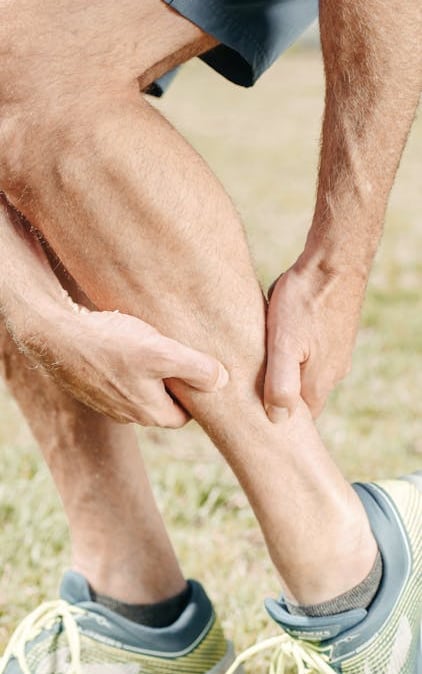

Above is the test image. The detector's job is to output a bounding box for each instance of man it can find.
[0,0,420,672]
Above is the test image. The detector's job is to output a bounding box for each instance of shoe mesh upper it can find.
[23,616,228,674]
[340,480,421,674]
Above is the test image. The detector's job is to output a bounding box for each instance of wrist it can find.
[291,248,369,307]
[299,220,379,282]
[296,248,369,284]
[2,286,76,350]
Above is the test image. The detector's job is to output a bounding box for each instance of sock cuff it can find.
[286,550,383,617]
[90,582,192,628]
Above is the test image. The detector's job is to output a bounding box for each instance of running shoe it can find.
[226,474,422,673]
[0,571,240,674]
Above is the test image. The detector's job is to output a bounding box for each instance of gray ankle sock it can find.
[90,583,191,627]
[286,551,383,617]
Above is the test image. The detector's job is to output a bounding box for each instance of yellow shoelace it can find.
[225,633,336,674]
[0,601,336,674]
[0,600,85,674]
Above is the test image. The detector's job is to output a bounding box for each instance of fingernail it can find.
[215,365,229,390]
[265,404,289,423]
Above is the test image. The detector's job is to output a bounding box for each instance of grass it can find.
[0,47,421,670]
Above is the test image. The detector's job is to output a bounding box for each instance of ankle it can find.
[71,553,186,605]
[286,551,382,616]
[90,583,192,627]
[283,510,378,606]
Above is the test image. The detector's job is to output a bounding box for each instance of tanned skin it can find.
[0,0,420,607]
[266,0,422,419]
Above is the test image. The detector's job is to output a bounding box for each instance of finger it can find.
[300,370,330,419]
[135,384,191,429]
[267,273,284,301]
[264,345,301,421]
[310,399,326,419]
[302,391,326,420]
[153,400,191,429]
[155,337,229,393]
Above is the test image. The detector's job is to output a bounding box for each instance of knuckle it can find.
[136,412,158,428]
[303,390,320,413]
[143,403,186,429]
[153,414,168,428]
[165,416,186,430]
[311,403,324,419]
[266,383,291,406]
[142,406,170,429]
[307,382,326,402]
[302,378,321,402]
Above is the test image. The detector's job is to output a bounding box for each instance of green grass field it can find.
[0,47,421,670]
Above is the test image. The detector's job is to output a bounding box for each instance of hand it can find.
[16,305,229,428]
[0,200,228,428]
[265,257,367,419]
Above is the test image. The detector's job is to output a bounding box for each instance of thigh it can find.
[0,0,217,198]
[1,0,216,104]
[2,0,265,374]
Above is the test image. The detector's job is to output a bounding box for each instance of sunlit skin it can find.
[0,0,420,606]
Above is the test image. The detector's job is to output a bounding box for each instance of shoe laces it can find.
[0,600,86,674]
[225,632,336,674]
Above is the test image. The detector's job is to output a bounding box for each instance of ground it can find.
[0,45,421,671]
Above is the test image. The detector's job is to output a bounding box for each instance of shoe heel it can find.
[400,470,422,492]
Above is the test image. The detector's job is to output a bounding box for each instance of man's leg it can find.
[1,0,377,606]
[0,316,186,606]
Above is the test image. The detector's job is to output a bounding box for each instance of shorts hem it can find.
[163,0,269,87]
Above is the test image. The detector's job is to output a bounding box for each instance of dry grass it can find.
[0,47,421,670]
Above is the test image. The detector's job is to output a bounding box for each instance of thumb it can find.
[160,336,229,393]
[264,347,301,422]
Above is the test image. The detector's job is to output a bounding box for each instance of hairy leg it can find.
[0,314,185,604]
[1,0,377,604]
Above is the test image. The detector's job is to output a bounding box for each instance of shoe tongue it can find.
[60,571,92,604]
[265,598,367,642]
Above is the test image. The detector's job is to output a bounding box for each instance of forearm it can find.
[303,0,421,274]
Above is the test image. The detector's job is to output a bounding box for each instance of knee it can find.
[0,52,78,196]
[0,87,122,208]
[0,97,95,201]
[0,4,132,197]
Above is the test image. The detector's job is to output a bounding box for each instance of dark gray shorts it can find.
[156,0,318,93]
